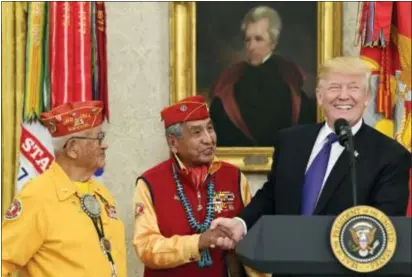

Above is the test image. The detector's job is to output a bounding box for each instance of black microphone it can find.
[334,118,357,206]
[334,118,352,148]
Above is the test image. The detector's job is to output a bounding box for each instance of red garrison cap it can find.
[40,101,103,137]
[160,96,209,128]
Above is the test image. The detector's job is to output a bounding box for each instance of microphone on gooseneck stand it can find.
[334,118,357,206]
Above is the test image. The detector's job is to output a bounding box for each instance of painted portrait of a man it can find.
[197,3,318,147]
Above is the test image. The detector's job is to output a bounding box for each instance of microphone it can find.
[334,118,352,148]
[334,118,357,206]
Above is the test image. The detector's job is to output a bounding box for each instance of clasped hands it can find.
[199,217,245,251]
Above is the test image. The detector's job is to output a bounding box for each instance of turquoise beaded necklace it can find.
[172,165,215,267]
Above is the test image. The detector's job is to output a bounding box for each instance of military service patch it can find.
[330,206,396,273]
[5,199,23,220]
[213,191,235,214]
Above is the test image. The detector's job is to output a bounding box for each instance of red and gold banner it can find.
[358,2,411,216]
[74,2,92,103]
[359,2,411,119]
[49,1,57,107]
[50,2,93,107]
[96,2,109,120]
[17,2,110,195]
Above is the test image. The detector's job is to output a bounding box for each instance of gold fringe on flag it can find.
[23,2,48,121]
[1,1,28,216]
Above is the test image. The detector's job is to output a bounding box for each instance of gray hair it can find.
[241,6,282,46]
[52,129,90,155]
[165,123,183,138]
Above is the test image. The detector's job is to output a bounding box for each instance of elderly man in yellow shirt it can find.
[2,101,127,277]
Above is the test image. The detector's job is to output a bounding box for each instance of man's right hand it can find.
[210,217,245,249]
[198,225,234,250]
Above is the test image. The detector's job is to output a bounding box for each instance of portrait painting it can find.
[170,2,342,171]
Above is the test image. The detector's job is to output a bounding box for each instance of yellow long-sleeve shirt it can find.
[133,157,270,277]
[1,162,127,277]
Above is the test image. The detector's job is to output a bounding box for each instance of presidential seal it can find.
[330,206,396,273]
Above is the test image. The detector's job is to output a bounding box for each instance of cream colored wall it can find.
[104,2,360,276]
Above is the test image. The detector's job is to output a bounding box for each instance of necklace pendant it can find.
[197,204,203,211]
[100,237,112,254]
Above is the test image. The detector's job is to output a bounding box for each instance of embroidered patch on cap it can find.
[135,202,145,218]
[179,105,187,112]
[5,199,22,220]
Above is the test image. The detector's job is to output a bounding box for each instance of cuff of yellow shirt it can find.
[234,217,247,236]
[2,261,14,277]
[187,234,202,262]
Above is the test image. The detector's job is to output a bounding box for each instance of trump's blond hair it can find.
[317,56,372,93]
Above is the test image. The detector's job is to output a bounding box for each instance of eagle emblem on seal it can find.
[348,222,380,257]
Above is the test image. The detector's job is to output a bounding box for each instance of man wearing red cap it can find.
[2,101,127,277]
[133,96,268,277]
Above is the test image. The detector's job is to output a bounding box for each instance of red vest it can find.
[140,158,244,277]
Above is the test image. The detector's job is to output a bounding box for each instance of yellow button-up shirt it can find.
[2,162,127,277]
[133,156,270,277]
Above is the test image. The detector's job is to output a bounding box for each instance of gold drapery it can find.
[1,2,27,216]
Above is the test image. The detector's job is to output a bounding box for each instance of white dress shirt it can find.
[307,118,363,200]
[236,119,363,235]
[261,52,272,64]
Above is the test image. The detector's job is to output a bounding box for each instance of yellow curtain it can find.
[1,2,27,216]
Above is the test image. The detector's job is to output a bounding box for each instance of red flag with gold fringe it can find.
[18,1,109,190]
[96,2,109,120]
[49,2,93,106]
[357,1,411,217]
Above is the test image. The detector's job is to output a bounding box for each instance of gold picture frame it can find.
[169,2,342,172]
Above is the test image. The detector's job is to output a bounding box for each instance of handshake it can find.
[198,217,246,250]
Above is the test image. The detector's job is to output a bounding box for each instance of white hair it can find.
[52,130,88,155]
[241,6,282,46]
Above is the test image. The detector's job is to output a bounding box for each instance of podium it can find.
[235,215,412,276]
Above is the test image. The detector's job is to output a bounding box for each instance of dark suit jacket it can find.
[238,122,411,230]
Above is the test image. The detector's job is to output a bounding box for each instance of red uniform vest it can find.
[139,158,244,277]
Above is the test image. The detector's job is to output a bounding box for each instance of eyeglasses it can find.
[63,132,106,148]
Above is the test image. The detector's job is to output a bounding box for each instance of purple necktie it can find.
[301,133,338,215]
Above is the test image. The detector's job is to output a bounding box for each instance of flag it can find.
[17,2,109,191]
[357,2,411,216]
[1,2,27,214]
